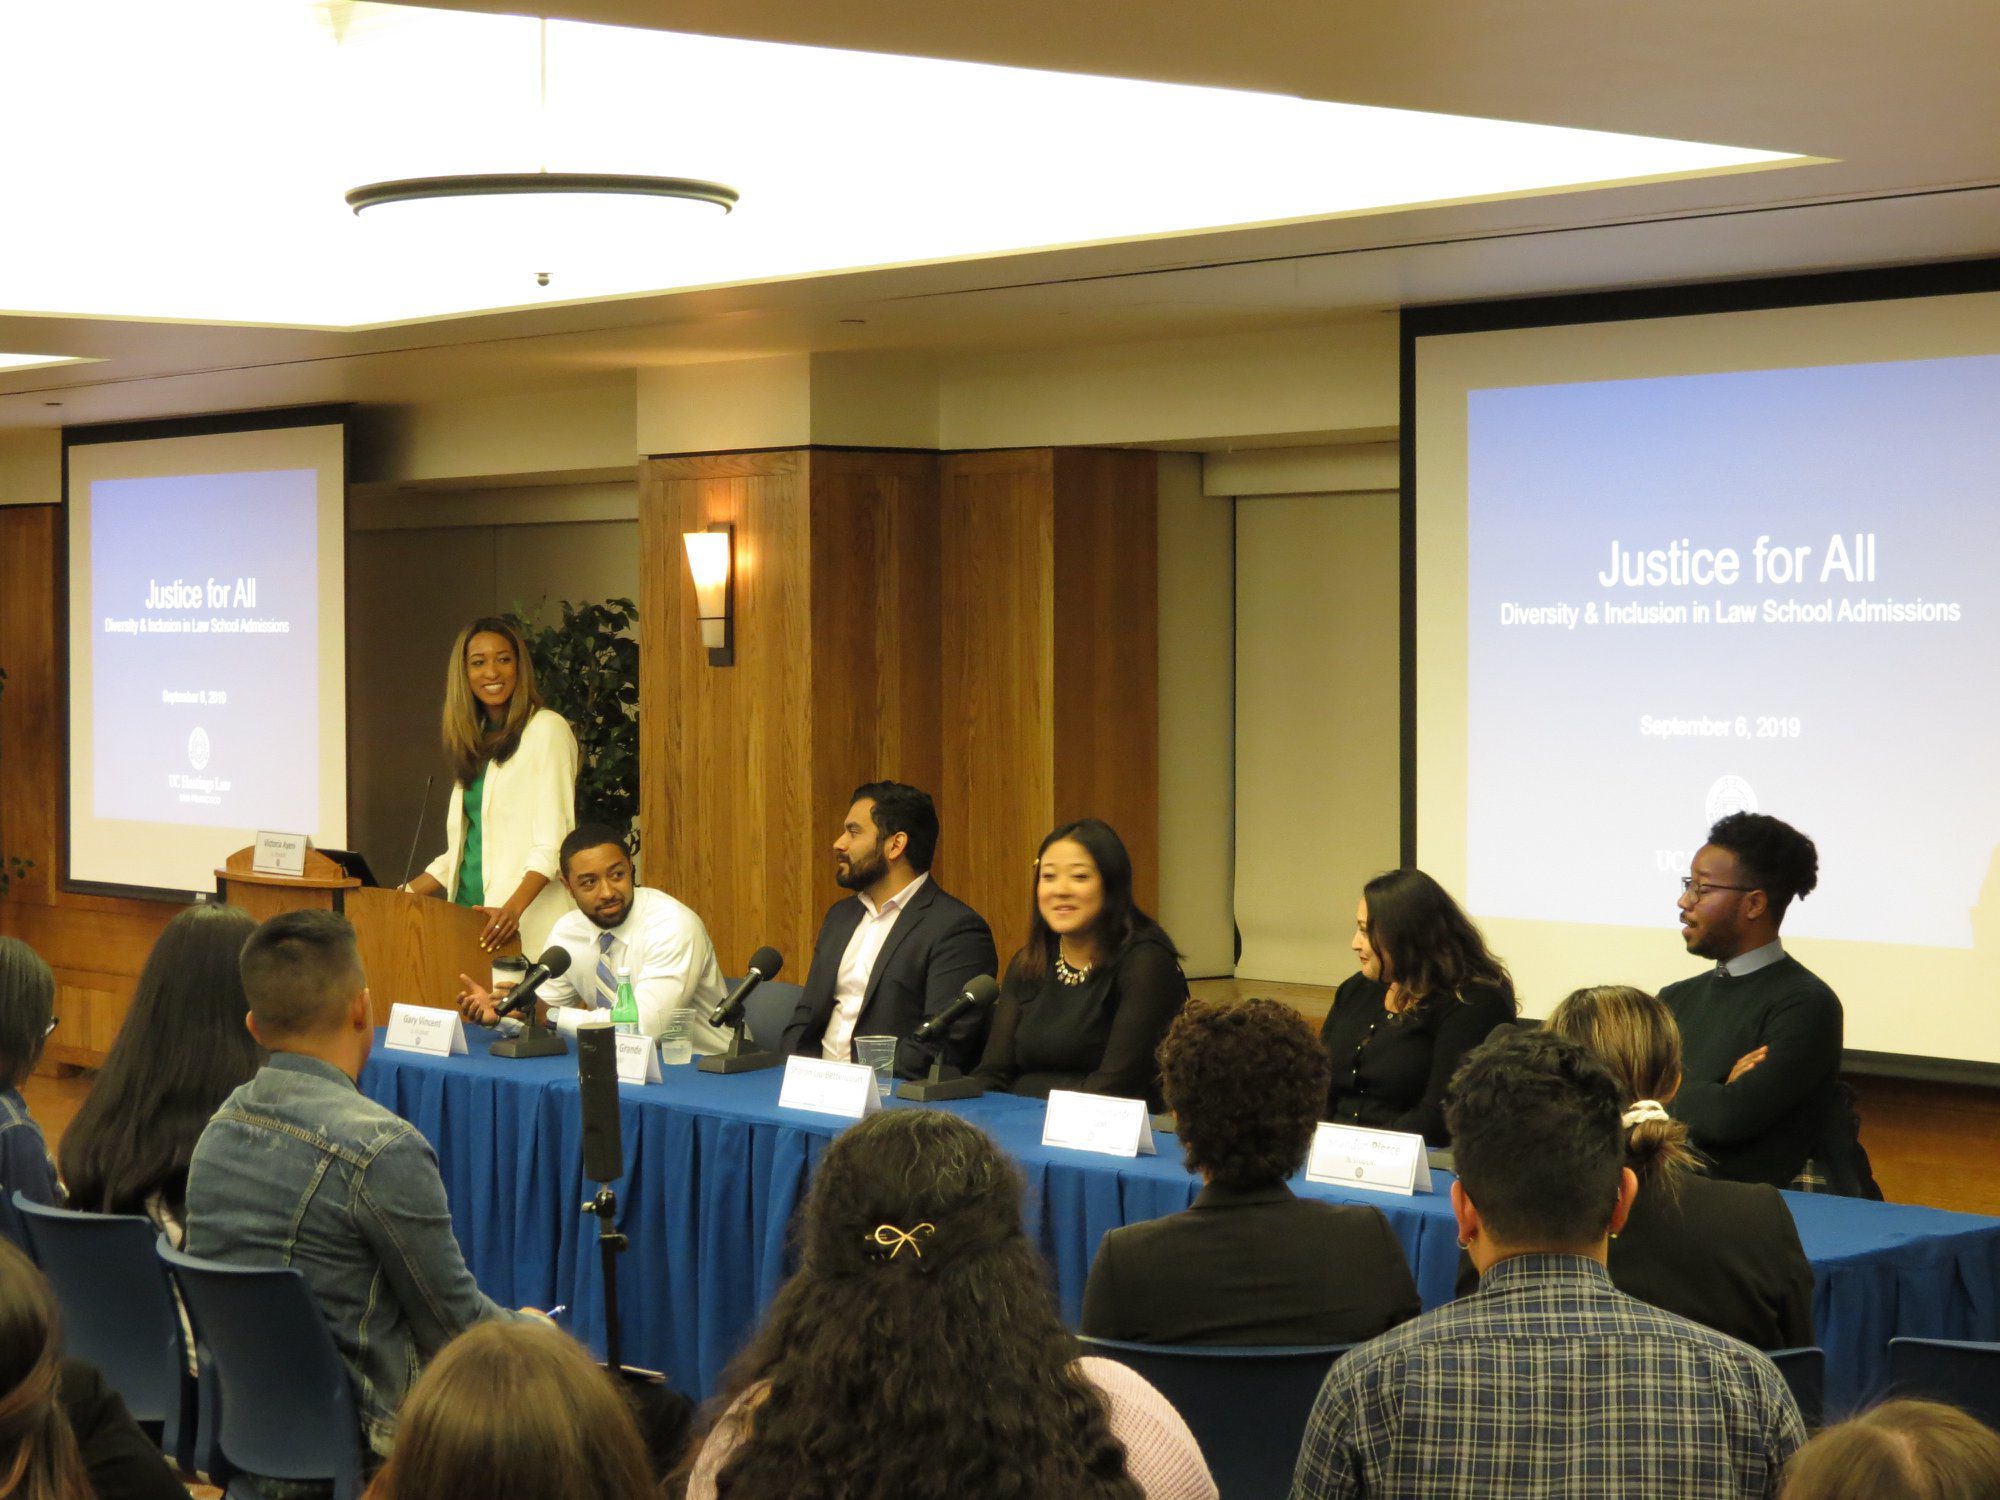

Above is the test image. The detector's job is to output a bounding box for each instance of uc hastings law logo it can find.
[1706,775,1756,824]
[188,728,211,772]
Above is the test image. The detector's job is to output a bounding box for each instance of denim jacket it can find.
[186,1053,514,1454]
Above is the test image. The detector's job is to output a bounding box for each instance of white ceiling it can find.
[5,0,1998,429]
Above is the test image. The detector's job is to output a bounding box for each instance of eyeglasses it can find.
[1679,877,1755,901]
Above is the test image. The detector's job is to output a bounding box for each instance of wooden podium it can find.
[216,847,518,1025]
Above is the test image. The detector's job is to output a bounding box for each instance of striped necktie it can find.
[596,930,620,1009]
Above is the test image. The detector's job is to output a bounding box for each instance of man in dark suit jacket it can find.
[779,781,997,1080]
[1081,997,1421,1346]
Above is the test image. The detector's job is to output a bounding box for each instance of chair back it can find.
[12,1194,188,1455]
[742,979,803,1051]
[1766,1345,1826,1427]
[1886,1336,2000,1430]
[1077,1335,1350,1499]
[157,1239,366,1500]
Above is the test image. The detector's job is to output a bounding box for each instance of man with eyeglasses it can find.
[1660,812,1844,1188]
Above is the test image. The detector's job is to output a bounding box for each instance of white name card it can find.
[252,830,310,876]
[1042,1089,1156,1158]
[613,1031,663,1085]
[777,1056,881,1120]
[1306,1122,1434,1197]
[385,1003,468,1057]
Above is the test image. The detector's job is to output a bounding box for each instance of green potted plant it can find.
[507,597,641,851]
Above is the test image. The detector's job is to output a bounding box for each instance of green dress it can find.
[453,765,487,907]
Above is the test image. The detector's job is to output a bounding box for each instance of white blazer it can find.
[423,707,579,953]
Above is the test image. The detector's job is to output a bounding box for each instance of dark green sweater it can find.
[1660,955,1843,1188]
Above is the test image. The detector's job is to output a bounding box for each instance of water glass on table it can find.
[658,1009,695,1067]
[854,1035,897,1095]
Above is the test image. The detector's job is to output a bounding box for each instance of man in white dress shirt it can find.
[778,781,998,1080]
[455,823,731,1053]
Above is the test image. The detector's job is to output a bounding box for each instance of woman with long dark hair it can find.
[365,1321,656,1500]
[1320,868,1515,1143]
[405,616,579,954]
[686,1110,1214,1500]
[0,937,61,1254]
[975,818,1187,1109]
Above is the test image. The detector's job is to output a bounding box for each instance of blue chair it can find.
[741,978,803,1052]
[1886,1336,2000,1430]
[1765,1346,1825,1427]
[1077,1335,1350,1499]
[12,1193,196,1472]
[157,1239,366,1500]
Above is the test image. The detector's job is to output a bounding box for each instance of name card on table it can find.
[251,830,310,876]
[385,1003,469,1057]
[1042,1090,1157,1158]
[613,1032,663,1085]
[777,1056,882,1120]
[1306,1122,1433,1197]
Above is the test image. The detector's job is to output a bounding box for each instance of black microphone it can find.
[399,773,435,890]
[912,975,1000,1043]
[493,946,573,1019]
[708,947,784,1028]
[576,1025,624,1184]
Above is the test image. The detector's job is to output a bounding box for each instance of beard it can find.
[835,848,887,891]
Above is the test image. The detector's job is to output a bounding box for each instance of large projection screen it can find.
[65,410,347,900]
[1410,270,2000,1073]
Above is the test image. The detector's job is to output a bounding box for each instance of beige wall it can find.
[1233,489,1401,983]
[1156,451,1235,976]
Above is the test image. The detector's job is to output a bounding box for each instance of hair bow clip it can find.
[866,1221,936,1260]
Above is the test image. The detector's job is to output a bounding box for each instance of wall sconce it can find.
[682,523,735,666]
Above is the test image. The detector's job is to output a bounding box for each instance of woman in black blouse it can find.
[1320,868,1516,1144]
[975,819,1186,1109]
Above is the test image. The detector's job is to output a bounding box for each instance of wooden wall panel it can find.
[1,506,183,1070]
[1052,448,1161,914]
[940,451,1056,969]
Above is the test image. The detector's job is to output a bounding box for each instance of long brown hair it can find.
[441,617,544,787]
[1544,985,1701,1196]
[1358,869,1515,1010]
[365,1321,656,1500]
[0,1241,91,1500]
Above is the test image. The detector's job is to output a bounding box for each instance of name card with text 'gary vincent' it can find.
[1306,1122,1433,1197]
[613,1032,663,1085]
[1042,1089,1157,1158]
[777,1056,881,1120]
[385,1003,468,1058]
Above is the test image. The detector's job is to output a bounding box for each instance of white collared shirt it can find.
[821,873,929,1062]
[536,887,732,1053]
[1718,937,1787,979]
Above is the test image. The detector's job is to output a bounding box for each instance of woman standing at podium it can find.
[405,617,578,955]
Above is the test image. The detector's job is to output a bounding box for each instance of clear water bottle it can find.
[610,967,639,1035]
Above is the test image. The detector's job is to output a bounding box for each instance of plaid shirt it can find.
[1291,1253,1804,1500]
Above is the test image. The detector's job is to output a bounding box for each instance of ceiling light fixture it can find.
[342,19,737,287]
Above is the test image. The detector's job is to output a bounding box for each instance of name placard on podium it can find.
[1042,1090,1156,1158]
[385,1003,469,1057]
[1306,1122,1433,1196]
[777,1056,881,1119]
[251,830,310,876]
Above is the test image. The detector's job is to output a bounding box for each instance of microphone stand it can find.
[582,1184,627,1373]
[895,1049,985,1102]
[490,987,567,1059]
[695,1011,783,1074]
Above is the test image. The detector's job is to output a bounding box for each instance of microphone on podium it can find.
[698,946,787,1075]
[398,773,436,890]
[707,946,784,1029]
[898,975,999,1103]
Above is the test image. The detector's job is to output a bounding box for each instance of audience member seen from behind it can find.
[406,615,579,954]
[976,819,1187,1110]
[1546,984,1813,1349]
[1779,1399,2000,1500]
[1664,812,1844,1188]
[59,903,261,1239]
[1083,998,1419,1345]
[186,910,529,1461]
[365,1320,657,1500]
[685,1110,1216,1500]
[1292,1030,1802,1500]
[0,1237,187,1500]
[0,937,61,1252]
[1318,869,1516,1144]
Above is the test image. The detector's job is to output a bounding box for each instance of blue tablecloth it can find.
[361,1030,2000,1412]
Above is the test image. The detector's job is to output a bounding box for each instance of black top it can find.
[1454,1171,1815,1351]
[974,935,1186,1109]
[1081,1182,1421,1346]
[1660,955,1843,1187]
[1318,974,1515,1145]
[60,1357,190,1500]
